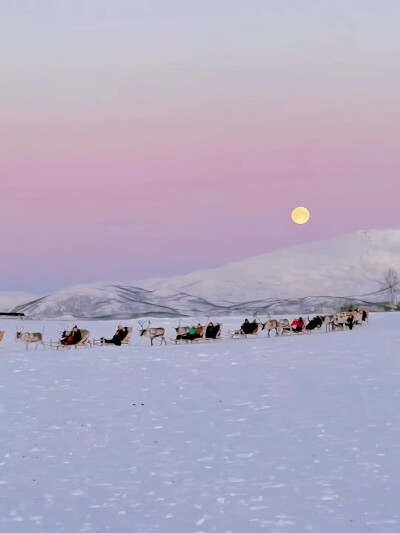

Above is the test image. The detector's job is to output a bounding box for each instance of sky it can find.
[1,0,400,293]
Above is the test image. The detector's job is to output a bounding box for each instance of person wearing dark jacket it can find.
[61,326,82,345]
[346,314,354,330]
[205,322,220,339]
[241,319,258,334]
[241,319,251,334]
[101,326,128,346]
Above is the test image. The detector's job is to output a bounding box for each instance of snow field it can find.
[0,314,400,532]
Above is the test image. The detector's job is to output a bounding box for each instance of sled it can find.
[229,323,259,339]
[174,325,206,344]
[49,329,92,350]
[192,323,222,342]
[92,327,133,347]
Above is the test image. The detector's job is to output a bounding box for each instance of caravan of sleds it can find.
[1,309,369,351]
[231,308,369,338]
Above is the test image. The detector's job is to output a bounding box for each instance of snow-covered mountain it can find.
[7,229,400,319]
[137,229,400,302]
[11,284,225,320]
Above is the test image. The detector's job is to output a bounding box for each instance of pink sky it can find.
[1,1,399,292]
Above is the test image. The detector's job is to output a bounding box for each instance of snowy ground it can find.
[0,313,400,533]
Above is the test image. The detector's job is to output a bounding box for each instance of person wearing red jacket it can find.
[291,317,305,333]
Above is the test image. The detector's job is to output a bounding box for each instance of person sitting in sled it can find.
[346,314,354,330]
[241,318,251,334]
[176,326,202,342]
[249,319,258,333]
[205,322,220,339]
[101,325,128,346]
[188,326,202,340]
[291,317,304,333]
[61,325,82,345]
[241,319,258,334]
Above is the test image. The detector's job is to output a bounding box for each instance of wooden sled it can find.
[174,325,205,344]
[230,323,259,339]
[93,327,133,347]
[192,323,222,342]
[50,329,92,350]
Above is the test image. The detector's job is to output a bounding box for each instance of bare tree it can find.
[383,268,399,309]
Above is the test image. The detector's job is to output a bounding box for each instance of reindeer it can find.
[138,320,166,346]
[277,319,291,335]
[16,328,45,350]
[175,325,191,337]
[323,315,336,332]
[255,317,280,337]
[346,310,363,327]
[358,308,369,323]
[331,312,349,331]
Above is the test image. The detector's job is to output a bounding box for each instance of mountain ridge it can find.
[4,228,400,318]
[136,228,400,301]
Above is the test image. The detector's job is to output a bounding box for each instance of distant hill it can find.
[0,292,40,312]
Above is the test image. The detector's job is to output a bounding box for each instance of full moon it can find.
[291,206,310,225]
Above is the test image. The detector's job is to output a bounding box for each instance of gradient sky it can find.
[1,0,400,293]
